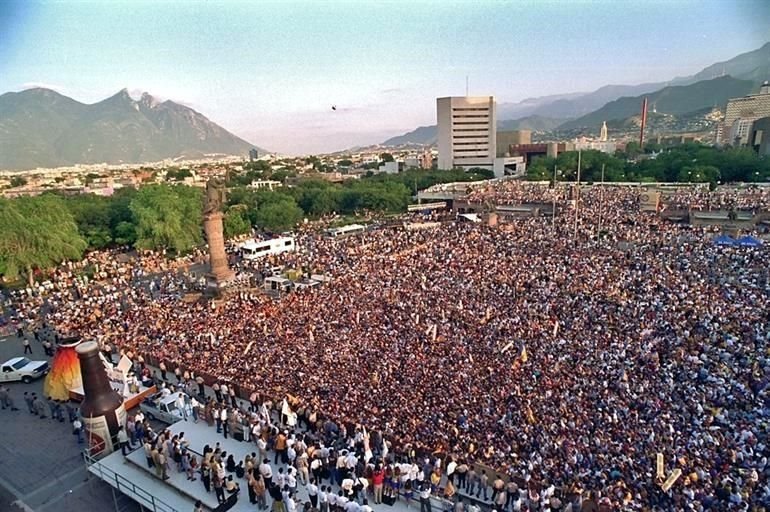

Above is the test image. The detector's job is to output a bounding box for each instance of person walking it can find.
[23,338,32,354]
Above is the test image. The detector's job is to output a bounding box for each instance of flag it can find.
[552,321,559,338]
[520,345,528,363]
[526,405,536,424]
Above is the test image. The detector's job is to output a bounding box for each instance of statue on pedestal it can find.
[204,177,227,216]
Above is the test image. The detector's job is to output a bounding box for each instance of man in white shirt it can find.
[419,483,432,512]
[220,408,229,439]
[344,499,360,512]
[284,492,297,512]
[359,499,373,512]
[287,468,297,496]
[336,490,349,510]
[319,486,329,512]
[256,435,267,462]
[259,458,273,485]
[446,459,457,484]
[307,479,319,508]
[176,392,188,421]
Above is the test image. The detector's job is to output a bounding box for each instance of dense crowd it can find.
[660,185,770,212]
[3,182,770,511]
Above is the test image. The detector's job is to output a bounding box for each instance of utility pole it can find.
[573,150,581,242]
[552,164,558,226]
[597,163,605,238]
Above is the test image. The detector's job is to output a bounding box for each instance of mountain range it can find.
[0,88,262,170]
[382,42,770,145]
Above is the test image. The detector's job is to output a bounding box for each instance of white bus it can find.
[240,236,296,260]
[324,224,366,239]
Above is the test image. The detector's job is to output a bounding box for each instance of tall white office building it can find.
[437,96,496,170]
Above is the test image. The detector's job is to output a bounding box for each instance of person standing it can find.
[117,426,130,456]
[0,385,9,410]
[319,485,329,512]
[193,500,203,512]
[73,417,84,444]
[221,407,229,439]
[307,479,319,508]
[213,474,226,504]
[23,338,32,354]
[372,465,385,504]
[144,440,154,468]
[419,482,432,512]
[23,392,34,414]
[201,461,212,493]
[255,474,268,511]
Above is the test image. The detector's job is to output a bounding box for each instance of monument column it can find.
[203,177,234,294]
[204,211,233,282]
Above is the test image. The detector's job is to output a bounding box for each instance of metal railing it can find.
[84,451,180,512]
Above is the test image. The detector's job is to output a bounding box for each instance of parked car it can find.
[139,392,185,424]
[0,357,49,383]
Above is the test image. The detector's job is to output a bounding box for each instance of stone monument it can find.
[203,177,234,295]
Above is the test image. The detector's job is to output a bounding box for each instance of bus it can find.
[324,224,366,239]
[240,236,296,260]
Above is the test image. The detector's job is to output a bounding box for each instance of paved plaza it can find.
[0,334,141,512]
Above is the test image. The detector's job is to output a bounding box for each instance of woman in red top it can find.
[371,466,385,504]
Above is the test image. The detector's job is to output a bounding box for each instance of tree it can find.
[129,184,203,254]
[380,152,395,162]
[223,207,252,238]
[0,195,87,284]
[108,188,138,245]
[9,176,27,188]
[165,168,193,181]
[64,194,113,249]
[254,199,303,233]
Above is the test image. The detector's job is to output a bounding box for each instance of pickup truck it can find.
[139,392,186,424]
[0,357,49,383]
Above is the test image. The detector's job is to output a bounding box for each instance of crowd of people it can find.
[660,185,770,212]
[3,181,770,511]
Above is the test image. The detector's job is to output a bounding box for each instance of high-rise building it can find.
[496,130,531,156]
[437,96,496,170]
[599,121,608,142]
[750,117,770,156]
[249,148,259,162]
[720,81,770,145]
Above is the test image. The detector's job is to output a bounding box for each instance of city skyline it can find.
[1,0,769,155]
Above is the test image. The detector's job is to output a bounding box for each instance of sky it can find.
[1,0,769,155]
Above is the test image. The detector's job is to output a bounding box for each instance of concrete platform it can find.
[90,419,468,512]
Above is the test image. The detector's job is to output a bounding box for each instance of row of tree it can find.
[526,144,770,185]
[0,169,488,283]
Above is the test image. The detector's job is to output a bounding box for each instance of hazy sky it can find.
[1,0,769,155]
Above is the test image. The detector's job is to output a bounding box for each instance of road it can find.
[0,334,141,512]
